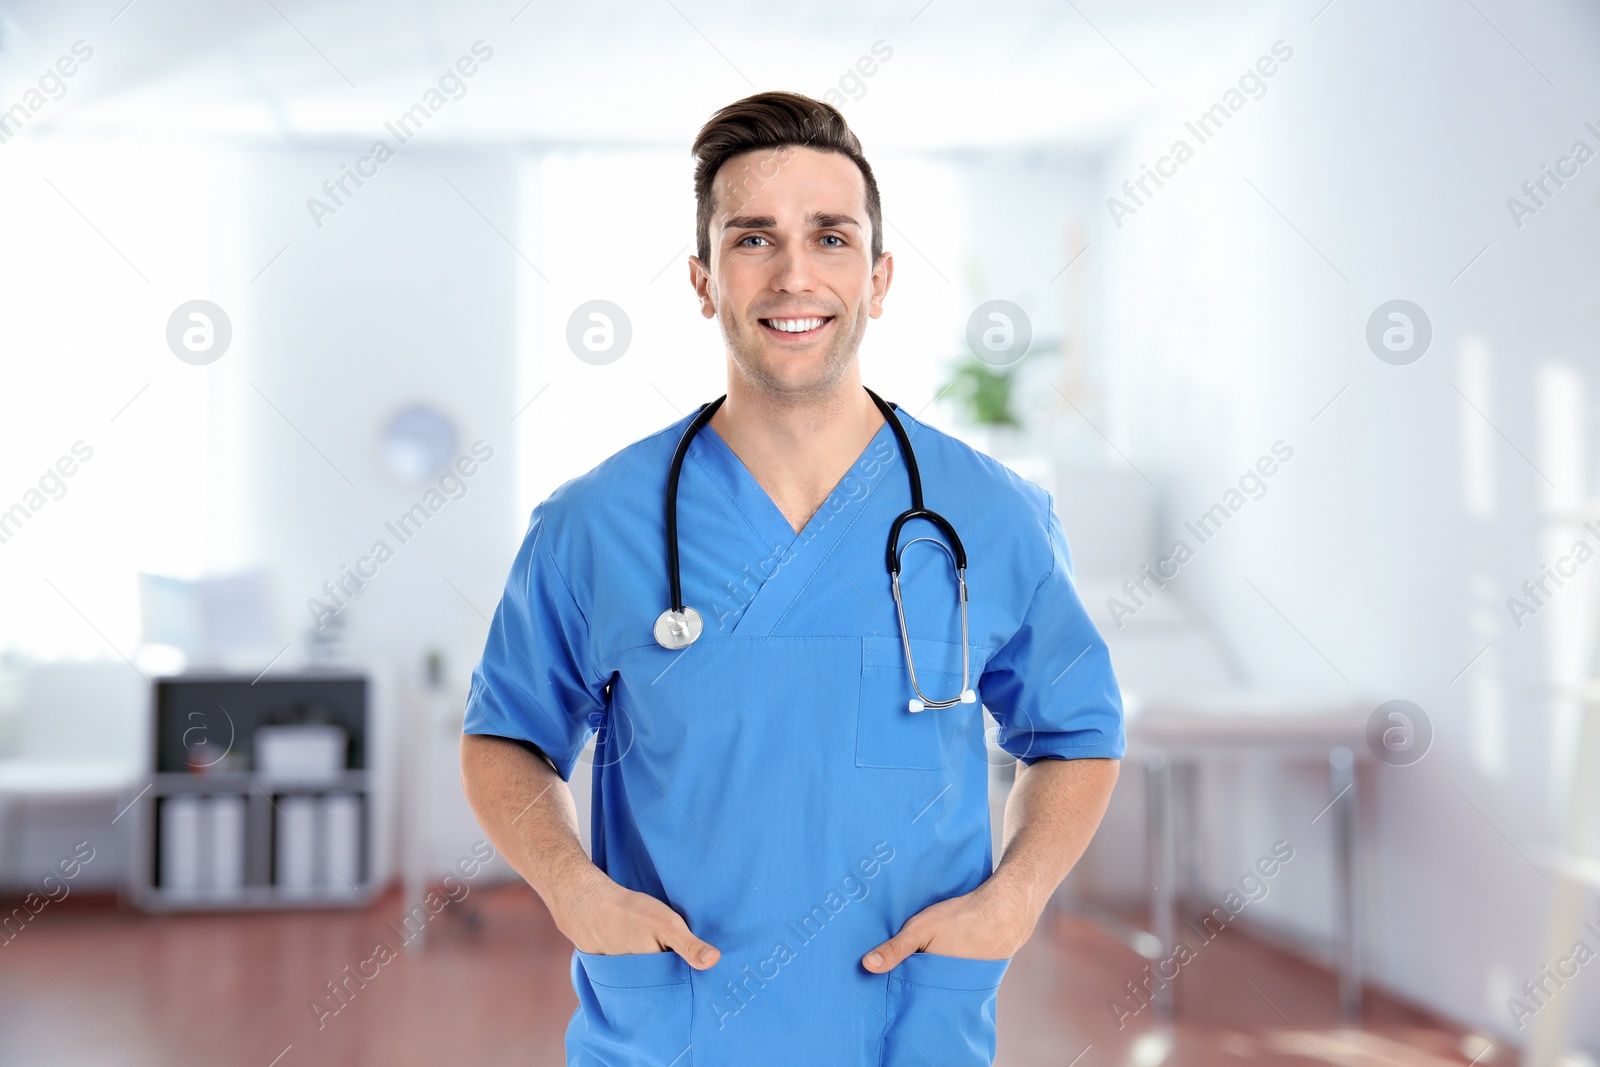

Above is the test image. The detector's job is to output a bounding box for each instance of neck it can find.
[708,371,885,533]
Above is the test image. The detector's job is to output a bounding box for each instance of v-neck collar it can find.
[691,417,899,549]
[685,412,913,637]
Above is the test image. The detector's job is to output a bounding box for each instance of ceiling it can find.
[0,0,1277,153]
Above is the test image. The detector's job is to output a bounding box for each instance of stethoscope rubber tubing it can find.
[865,389,968,574]
[664,390,968,591]
[664,395,726,613]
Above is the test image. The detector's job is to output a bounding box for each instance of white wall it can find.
[1095,0,1600,1038]
[242,142,520,687]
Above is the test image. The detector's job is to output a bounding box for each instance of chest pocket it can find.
[856,635,989,770]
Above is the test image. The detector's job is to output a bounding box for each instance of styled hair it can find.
[690,91,883,267]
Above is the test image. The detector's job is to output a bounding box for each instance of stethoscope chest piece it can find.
[654,388,974,686]
[654,607,704,650]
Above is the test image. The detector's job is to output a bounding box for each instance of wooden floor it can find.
[0,883,1494,1067]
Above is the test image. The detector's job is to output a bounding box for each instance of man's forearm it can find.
[459,732,722,963]
[862,755,1121,968]
[990,756,1120,916]
[459,733,599,907]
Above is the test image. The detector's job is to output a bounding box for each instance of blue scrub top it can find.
[464,403,1125,1067]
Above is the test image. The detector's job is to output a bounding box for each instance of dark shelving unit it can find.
[129,672,380,912]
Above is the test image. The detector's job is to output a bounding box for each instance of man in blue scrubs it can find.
[461,91,1124,1066]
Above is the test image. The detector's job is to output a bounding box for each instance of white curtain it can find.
[0,136,256,661]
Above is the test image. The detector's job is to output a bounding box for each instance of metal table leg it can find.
[1329,745,1361,1020]
[1175,758,1202,913]
[1145,750,1175,1018]
[0,798,23,890]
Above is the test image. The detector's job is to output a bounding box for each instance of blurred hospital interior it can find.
[1,0,1598,1064]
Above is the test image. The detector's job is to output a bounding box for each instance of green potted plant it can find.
[945,354,1023,427]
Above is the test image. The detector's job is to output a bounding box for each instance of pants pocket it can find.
[882,953,1010,1067]
[856,636,985,771]
[570,950,693,1067]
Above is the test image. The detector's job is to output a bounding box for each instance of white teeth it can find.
[766,317,827,333]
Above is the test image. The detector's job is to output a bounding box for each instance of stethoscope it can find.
[653,387,977,713]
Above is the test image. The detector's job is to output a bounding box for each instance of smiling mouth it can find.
[759,316,834,338]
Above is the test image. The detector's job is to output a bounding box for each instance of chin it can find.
[740,355,849,401]
[725,321,860,399]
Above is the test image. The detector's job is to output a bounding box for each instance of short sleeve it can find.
[462,505,608,780]
[980,497,1126,764]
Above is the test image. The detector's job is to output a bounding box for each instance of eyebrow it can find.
[722,212,861,233]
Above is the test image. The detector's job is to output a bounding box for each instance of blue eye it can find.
[821,235,844,247]
[739,235,769,247]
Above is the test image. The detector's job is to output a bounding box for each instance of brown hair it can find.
[690,91,883,267]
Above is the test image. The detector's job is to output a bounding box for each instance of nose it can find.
[769,241,818,295]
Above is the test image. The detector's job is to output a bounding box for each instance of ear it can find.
[689,255,716,319]
[869,250,894,319]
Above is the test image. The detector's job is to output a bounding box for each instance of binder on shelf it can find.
[275,795,319,898]
[160,794,203,896]
[208,794,247,897]
[321,793,362,895]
